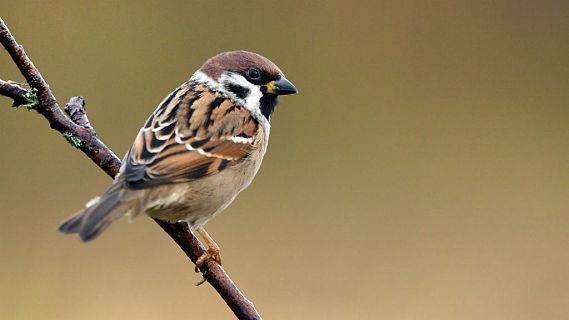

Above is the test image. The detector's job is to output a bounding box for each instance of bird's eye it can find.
[247,68,261,80]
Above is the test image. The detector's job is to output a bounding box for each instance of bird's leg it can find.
[195,227,222,272]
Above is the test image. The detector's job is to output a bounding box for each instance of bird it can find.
[58,50,297,269]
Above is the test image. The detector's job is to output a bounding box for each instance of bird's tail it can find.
[58,183,133,241]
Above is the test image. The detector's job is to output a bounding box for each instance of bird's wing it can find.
[121,81,259,189]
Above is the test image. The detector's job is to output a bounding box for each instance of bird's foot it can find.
[194,248,221,286]
[193,227,222,285]
[195,247,222,272]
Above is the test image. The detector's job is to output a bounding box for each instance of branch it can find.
[0,79,28,106]
[0,18,261,320]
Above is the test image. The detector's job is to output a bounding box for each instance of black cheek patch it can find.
[225,83,250,100]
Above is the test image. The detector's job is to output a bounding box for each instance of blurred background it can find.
[1,1,568,319]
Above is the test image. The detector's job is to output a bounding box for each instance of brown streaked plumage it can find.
[125,84,259,189]
[58,50,297,270]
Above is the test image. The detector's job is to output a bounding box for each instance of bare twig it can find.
[0,79,27,106]
[0,17,261,320]
[0,19,121,176]
[64,96,96,135]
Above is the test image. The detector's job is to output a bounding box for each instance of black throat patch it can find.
[259,94,279,120]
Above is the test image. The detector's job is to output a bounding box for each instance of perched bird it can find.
[59,51,297,268]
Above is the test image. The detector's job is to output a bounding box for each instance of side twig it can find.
[0,79,27,106]
[64,96,96,135]
[0,17,261,320]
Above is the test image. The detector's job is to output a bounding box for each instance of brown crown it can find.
[200,51,283,80]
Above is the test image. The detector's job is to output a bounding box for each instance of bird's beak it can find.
[265,77,298,95]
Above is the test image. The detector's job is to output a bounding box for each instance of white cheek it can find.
[190,71,261,111]
[218,72,262,110]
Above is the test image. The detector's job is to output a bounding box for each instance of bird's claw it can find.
[195,248,222,271]
[194,248,222,286]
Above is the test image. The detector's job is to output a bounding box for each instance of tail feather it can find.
[58,213,84,234]
[58,186,133,242]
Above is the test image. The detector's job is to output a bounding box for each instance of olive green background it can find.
[1,1,568,319]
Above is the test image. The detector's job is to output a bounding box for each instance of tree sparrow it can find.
[59,51,297,268]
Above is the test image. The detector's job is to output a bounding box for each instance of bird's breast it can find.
[145,127,268,226]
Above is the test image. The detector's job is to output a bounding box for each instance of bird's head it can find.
[192,50,297,120]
